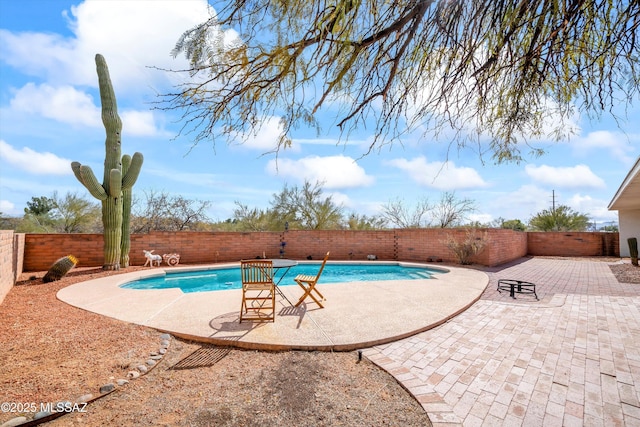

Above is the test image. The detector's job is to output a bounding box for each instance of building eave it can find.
[608,157,640,211]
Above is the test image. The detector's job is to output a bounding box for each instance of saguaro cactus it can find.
[72,54,143,270]
[120,154,134,268]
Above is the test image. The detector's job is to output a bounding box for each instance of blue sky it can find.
[1,0,638,227]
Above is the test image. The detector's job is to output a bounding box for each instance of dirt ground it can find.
[1,266,432,426]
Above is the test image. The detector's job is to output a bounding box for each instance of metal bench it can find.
[497,279,538,300]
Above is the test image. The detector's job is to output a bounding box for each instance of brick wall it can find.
[23,228,529,271]
[21,229,619,272]
[0,230,24,304]
[393,228,528,266]
[527,232,619,257]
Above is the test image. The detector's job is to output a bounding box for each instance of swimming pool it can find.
[121,263,444,293]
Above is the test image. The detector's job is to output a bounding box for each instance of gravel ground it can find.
[608,261,640,284]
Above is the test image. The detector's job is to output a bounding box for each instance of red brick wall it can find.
[23,228,531,271]
[21,230,619,272]
[527,232,619,257]
[24,233,105,271]
[393,228,528,266]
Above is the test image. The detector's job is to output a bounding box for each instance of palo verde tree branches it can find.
[162,0,639,163]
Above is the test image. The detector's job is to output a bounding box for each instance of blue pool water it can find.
[121,263,442,293]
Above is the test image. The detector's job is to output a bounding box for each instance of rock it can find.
[160,339,170,347]
[150,351,158,357]
[1,416,28,427]
[34,411,51,420]
[137,364,148,373]
[116,379,129,386]
[158,348,167,354]
[150,354,163,360]
[146,359,156,367]
[127,370,140,379]
[76,393,93,403]
[99,383,115,393]
[159,333,171,340]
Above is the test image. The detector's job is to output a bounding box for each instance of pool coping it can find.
[56,261,489,351]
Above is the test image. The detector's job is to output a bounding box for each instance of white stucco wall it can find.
[619,209,640,257]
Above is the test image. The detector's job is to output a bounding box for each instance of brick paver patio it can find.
[363,257,640,426]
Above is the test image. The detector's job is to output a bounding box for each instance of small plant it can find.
[43,255,78,283]
[628,237,638,267]
[443,229,490,265]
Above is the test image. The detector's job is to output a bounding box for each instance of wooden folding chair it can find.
[239,260,276,322]
[294,252,330,308]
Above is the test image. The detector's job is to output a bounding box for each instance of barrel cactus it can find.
[43,255,78,283]
[72,54,143,270]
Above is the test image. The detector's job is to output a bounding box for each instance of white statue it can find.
[143,250,162,267]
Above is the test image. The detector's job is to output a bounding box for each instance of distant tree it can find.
[165,1,639,163]
[18,195,59,232]
[345,213,386,230]
[529,205,590,231]
[131,190,211,232]
[430,192,475,228]
[0,212,21,230]
[380,197,431,228]
[232,202,277,231]
[24,196,55,216]
[51,191,102,233]
[269,181,343,230]
[601,224,619,232]
[500,219,527,231]
[207,217,241,232]
[15,193,101,233]
[381,193,475,228]
[466,220,491,228]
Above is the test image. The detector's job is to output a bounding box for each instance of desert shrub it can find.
[443,229,490,265]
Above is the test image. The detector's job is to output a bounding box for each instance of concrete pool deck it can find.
[56,262,488,351]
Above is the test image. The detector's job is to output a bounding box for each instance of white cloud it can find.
[525,164,605,189]
[121,110,167,137]
[10,83,100,127]
[0,0,212,92]
[567,194,618,222]
[0,140,72,175]
[0,29,77,80]
[266,155,375,189]
[573,130,637,164]
[467,212,494,224]
[478,185,553,222]
[233,116,289,151]
[326,191,351,208]
[9,84,167,135]
[386,157,488,190]
[0,200,16,215]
